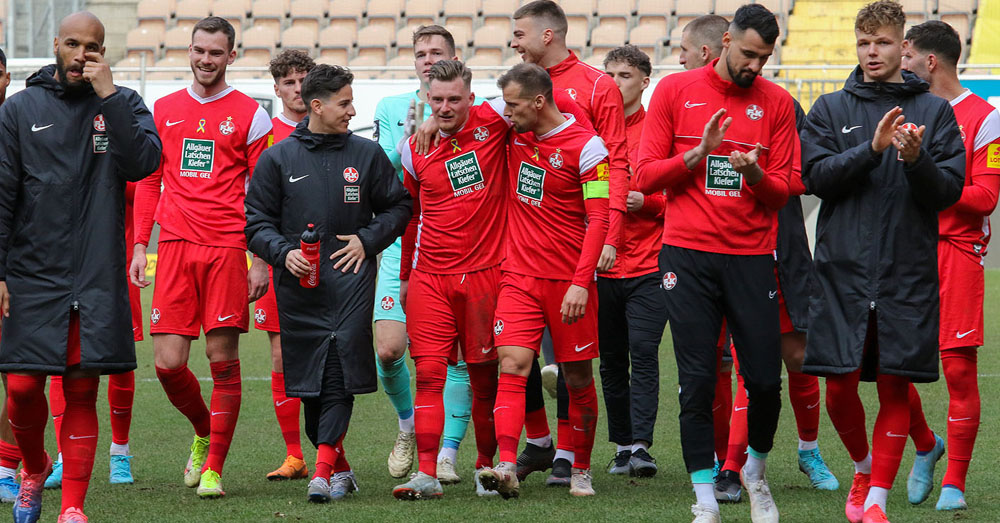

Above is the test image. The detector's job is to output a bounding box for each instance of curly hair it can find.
[269,49,315,80]
[604,45,652,77]
[856,0,905,36]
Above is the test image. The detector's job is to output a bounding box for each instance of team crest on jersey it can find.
[218,116,236,135]
[381,296,395,310]
[474,126,490,141]
[494,319,504,336]
[662,272,677,290]
[565,88,578,100]
[445,151,485,196]
[897,123,919,161]
[516,161,546,206]
[255,308,266,324]
[150,308,161,324]
[745,104,763,121]
[93,114,106,132]
[548,150,564,169]
[343,167,359,183]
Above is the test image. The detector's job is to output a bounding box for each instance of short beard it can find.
[55,54,87,94]
[726,55,757,88]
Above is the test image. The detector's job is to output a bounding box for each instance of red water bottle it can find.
[300,224,320,288]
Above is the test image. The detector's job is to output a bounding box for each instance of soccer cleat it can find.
[797,448,839,490]
[606,450,631,475]
[907,433,944,505]
[44,460,62,489]
[387,431,416,478]
[474,468,499,497]
[546,458,572,487]
[541,364,559,399]
[266,455,309,481]
[436,456,461,484]
[109,455,135,485]
[14,455,52,523]
[329,471,358,500]
[56,507,87,523]
[477,462,519,499]
[935,486,967,511]
[196,469,225,498]
[845,473,871,523]
[307,477,331,503]
[0,476,19,503]
[392,471,444,500]
[691,503,722,523]
[712,460,722,481]
[569,468,595,497]
[629,448,658,478]
[714,469,742,503]
[516,442,555,480]
[184,435,210,488]
[861,505,890,523]
[740,468,779,523]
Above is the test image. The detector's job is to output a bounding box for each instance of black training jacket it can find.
[0,65,161,374]
[800,67,965,382]
[245,122,411,397]
[775,99,814,331]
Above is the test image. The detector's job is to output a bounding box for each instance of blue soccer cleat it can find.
[907,433,944,505]
[798,447,840,490]
[43,461,62,490]
[109,455,134,485]
[935,486,967,511]
[0,476,19,503]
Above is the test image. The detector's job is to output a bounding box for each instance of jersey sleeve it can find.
[953,109,1000,215]
[399,163,421,282]
[553,90,595,133]
[375,98,404,172]
[246,106,273,180]
[635,79,691,194]
[573,136,611,286]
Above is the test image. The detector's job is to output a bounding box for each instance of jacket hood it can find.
[289,117,352,150]
[843,66,929,100]
[26,64,96,98]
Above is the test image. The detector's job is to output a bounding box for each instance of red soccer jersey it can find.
[604,106,664,278]
[636,60,795,255]
[939,89,1000,252]
[134,87,272,249]
[399,100,510,278]
[504,115,611,287]
[547,51,629,247]
[269,113,298,144]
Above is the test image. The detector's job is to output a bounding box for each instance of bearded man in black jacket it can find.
[799,2,965,522]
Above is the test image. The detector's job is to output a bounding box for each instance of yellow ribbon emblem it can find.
[197,118,206,133]
[450,138,462,153]
[531,146,540,162]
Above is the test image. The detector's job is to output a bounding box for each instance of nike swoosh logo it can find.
[414,405,433,409]
[886,431,907,438]
[734,406,748,411]
[275,399,294,407]
[481,347,493,354]
[289,175,309,183]
[217,314,235,321]
[948,416,973,422]
[841,125,862,134]
[68,434,97,440]
[31,123,53,132]
[572,426,586,432]
[806,402,820,410]
[768,290,777,299]
[956,329,976,339]
[211,411,231,416]
[574,342,595,353]
[493,405,509,413]
[165,120,185,127]
[397,120,405,126]
[112,410,129,415]
[684,101,707,108]
[513,139,527,146]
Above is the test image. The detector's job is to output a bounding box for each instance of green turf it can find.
[25,271,1000,522]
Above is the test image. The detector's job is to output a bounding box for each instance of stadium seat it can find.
[585,51,608,68]
[289,0,327,38]
[383,54,413,78]
[281,26,318,54]
[503,53,523,66]
[250,0,287,34]
[636,10,668,36]
[319,23,356,50]
[349,54,387,79]
[562,0,596,19]
[242,24,280,61]
[445,17,475,47]
[468,48,504,69]
[113,55,145,81]
[472,24,509,53]
[938,0,977,12]
[136,0,172,33]
[176,0,211,23]
[481,0,518,17]
[442,0,479,23]
[755,0,786,12]
[358,23,394,48]
[714,0,743,16]
[670,15,697,44]
[318,47,350,64]
[565,16,589,49]
[406,0,443,21]
[229,55,270,79]
[367,0,403,28]
[212,0,249,25]
[596,0,634,22]
[395,24,420,49]
[163,25,194,60]
[327,18,360,40]
[897,0,930,14]
[126,26,164,60]
[329,0,365,18]
[590,22,626,55]
[149,55,190,80]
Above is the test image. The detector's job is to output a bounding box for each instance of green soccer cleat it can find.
[196,469,225,498]
[184,435,210,488]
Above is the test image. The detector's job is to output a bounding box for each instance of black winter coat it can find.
[775,100,814,330]
[0,65,161,374]
[245,123,412,397]
[801,68,965,382]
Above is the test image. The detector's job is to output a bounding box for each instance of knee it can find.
[414,357,447,393]
[497,352,532,377]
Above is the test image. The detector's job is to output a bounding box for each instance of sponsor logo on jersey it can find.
[93,114,106,132]
[548,150,564,169]
[662,272,677,290]
[516,162,546,206]
[445,151,486,196]
[705,155,742,197]
[381,296,395,310]
[93,135,109,154]
[474,126,490,141]
[150,308,161,324]
[494,319,504,335]
[255,308,266,324]
[343,166,359,183]
[372,119,380,142]
[746,104,764,121]
[959,124,967,141]
[218,116,236,135]
[596,162,609,181]
[344,185,360,203]
[988,143,1000,169]
[180,138,215,178]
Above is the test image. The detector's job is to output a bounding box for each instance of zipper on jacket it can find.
[72,300,79,311]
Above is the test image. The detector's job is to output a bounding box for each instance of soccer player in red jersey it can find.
[254,49,315,482]
[636,6,795,522]
[478,63,609,499]
[598,45,668,477]
[800,3,964,522]
[391,60,509,500]
[129,17,272,498]
[901,21,1000,512]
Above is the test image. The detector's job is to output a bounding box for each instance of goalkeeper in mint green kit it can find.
[373,25,475,484]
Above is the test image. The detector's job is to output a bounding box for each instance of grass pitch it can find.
[24,272,1000,522]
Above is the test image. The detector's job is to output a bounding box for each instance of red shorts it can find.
[67,311,81,367]
[150,240,249,336]
[253,266,280,333]
[128,271,143,342]
[939,240,985,350]
[407,265,501,365]
[777,283,794,335]
[493,272,599,363]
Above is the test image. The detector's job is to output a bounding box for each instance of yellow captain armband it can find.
[582,180,610,199]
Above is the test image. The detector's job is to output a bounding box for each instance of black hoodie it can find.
[0,65,161,373]
[800,67,965,382]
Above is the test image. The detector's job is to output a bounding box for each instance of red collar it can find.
[702,58,754,95]
[546,51,580,77]
[625,105,646,128]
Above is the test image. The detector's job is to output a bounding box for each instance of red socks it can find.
[870,374,910,490]
[49,376,66,455]
[203,359,242,475]
[906,384,937,453]
[314,443,334,480]
[332,435,350,473]
[466,361,499,469]
[413,357,447,477]
[270,371,303,460]
[713,363,732,464]
[787,370,820,442]
[0,440,20,470]
[155,364,211,437]
[495,373,527,463]
[59,377,100,513]
[556,418,573,452]
[723,369,748,473]
[941,348,979,492]
[825,369,870,462]
[5,374,48,475]
[524,406,550,440]
[567,379,598,470]
[108,371,135,446]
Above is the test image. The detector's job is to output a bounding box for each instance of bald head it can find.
[58,11,105,44]
[53,11,106,90]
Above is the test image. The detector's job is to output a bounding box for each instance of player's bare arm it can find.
[560,284,588,325]
[872,106,905,154]
[686,108,733,170]
[247,256,268,300]
[411,115,441,156]
[129,243,150,288]
[0,280,8,320]
[284,248,310,278]
[730,143,765,185]
[893,124,926,164]
[82,51,116,99]
[331,234,365,274]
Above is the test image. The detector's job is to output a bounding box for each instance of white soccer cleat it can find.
[741,469,779,523]
[388,430,416,478]
[569,468,595,497]
[437,456,461,484]
[691,503,722,523]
